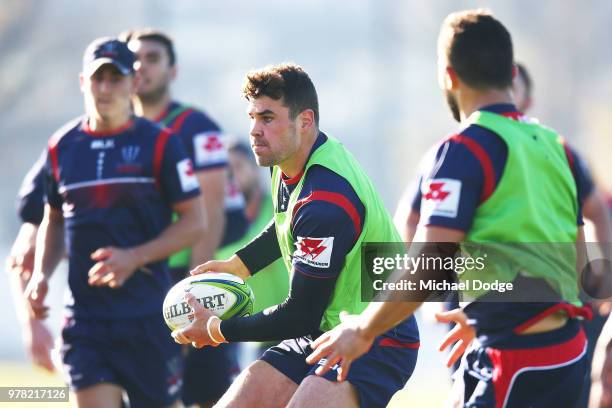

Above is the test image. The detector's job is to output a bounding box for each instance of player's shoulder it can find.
[175,102,221,133]
[301,164,356,197]
[131,117,174,144]
[48,116,85,148]
[297,164,364,222]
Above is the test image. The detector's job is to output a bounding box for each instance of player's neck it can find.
[279,129,318,179]
[459,88,514,121]
[133,93,172,121]
[88,111,132,132]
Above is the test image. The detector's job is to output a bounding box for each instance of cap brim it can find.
[83,58,132,77]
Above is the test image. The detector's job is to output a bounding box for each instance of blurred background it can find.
[1,0,610,406]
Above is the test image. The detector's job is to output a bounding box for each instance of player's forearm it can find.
[235,219,282,274]
[132,198,205,266]
[34,208,65,279]
[221,266,337,342]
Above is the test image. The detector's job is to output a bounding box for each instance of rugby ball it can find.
[162,272,254,331]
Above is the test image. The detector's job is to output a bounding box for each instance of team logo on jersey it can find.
[293,236,334,268]
[116,145,142,173]
[177,158,199,192]
[194,132,228,167]
[421,178,461,218]
[121,146,140,163]
[90,139,115,150]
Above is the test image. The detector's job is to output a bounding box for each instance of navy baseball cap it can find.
[82,37,136,76]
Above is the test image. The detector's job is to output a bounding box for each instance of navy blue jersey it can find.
[156,101,248,246]
[409,104,592,344]
[279,133,365,279]
[411,104,590,227]
[17,149,46,224]
[45,116,200,319]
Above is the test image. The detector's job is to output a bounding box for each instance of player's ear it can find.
[511,63,518,81]
[298,109,314,130]
[79,73,85,92]
[170,64,177,81]
[444,67,459,91]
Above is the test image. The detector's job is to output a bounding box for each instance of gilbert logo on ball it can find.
[163,273,254,331]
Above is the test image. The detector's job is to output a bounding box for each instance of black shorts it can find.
[261,327,419,408]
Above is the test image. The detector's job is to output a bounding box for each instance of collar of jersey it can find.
[281,131,328,185]
[82,117,135,137]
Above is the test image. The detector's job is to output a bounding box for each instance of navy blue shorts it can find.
[60,315,183,408]
[261,319,419,408]
[181,343,240,405]
[455,320,589,408]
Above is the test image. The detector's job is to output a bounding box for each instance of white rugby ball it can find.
[163,272,254,331]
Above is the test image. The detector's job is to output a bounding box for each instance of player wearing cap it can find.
[172,63,420,408]
[122,28,247,407]
[309,10,593,407]
[24,37,204,408]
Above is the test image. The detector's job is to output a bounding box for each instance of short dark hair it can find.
[439,9,513,90]
[121,28,176,66]
[516,62,532,97]
[242,63,319,125]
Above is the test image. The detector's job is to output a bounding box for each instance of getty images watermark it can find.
[361,242,612,303]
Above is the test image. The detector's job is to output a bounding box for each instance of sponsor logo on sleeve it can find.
[177,158,199,192]
[293,236,334,268]
[420,178,461,218]
[194,132,228,166]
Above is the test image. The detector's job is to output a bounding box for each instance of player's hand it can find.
[24,271,49,319]
[23,319,55,372]
[436,308,476,368]
[306,312,375,382]
[6,223,38,283]
[88,247,141,288]
[191,254,251,281]
[171,293,224,348]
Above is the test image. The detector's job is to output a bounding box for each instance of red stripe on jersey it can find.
[500,111,524,120]
[282,169,305,185]
[513,303,592,334]
[170,108,194,133]
[487,328,586,408]
[47,133,63,182]
[152,129,174,189]
[292,190,362,238]
[379,338,420,349]
[82,119,134,137]
[449,134,496,202]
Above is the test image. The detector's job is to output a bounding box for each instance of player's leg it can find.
[286,375,359,408]
[300,321,420,408]
[73,383,123,408]
[61,318,124,408]
[182,343,240,407]
[214,360,298,408]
